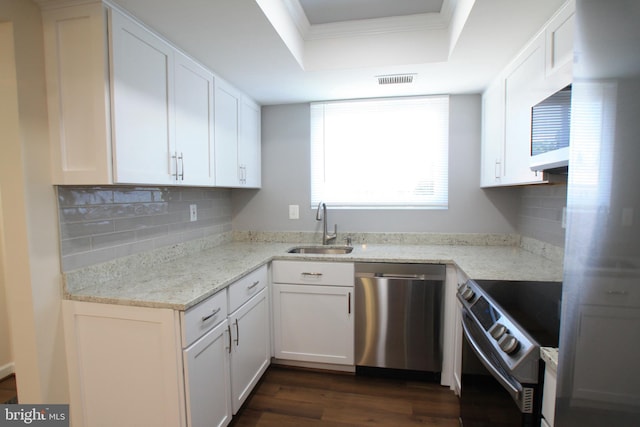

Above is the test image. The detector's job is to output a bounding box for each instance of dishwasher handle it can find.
[373,273,427,280]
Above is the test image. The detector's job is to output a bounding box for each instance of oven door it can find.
[460,309,539,427]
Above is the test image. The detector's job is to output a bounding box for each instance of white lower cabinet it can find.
[62,301,186,427]
[228,287,270,414]
[62,265,269,427]
[183,320,232,427]
[542,365,557,427]
[181,288,231,427]
[271,261,355,366]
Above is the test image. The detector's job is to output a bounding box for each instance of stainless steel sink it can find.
[287,245,353,254]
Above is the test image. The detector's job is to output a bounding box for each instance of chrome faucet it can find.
[316,202,337,245]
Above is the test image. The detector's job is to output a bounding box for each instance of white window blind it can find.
[310,96,449,209]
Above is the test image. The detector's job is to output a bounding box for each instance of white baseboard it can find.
[0,362,15,379]
[271,358,355,373]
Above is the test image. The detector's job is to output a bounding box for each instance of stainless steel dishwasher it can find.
[355,263,445,375]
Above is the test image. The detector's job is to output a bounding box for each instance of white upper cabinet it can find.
[503,34,546,185]
[110,8,174,185]
[239,97,262,188]
[480,78,506,187]
[41,1,257,187]
[214,78,241,187]
[480,0,574,187]
[545,0,575,88]
[174,52,215,186]
[42,3,113,184]
[214,79,262,188]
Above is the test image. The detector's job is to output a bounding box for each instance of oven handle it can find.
[461,310,523,402]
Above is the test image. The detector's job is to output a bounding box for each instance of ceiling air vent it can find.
[377,74,415,85]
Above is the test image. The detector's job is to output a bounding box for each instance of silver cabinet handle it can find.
[301,272,323,278]
[179,152,184,181]
[171,152,185,181]
[238,165,247,184]
[247,280,260,290]
[201,307,221,322]
[172,152,179,180]
[239,165,247,184]
[234,318,239,346]
[606,290,629,295]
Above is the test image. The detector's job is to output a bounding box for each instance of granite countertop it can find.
[64,238,564,311]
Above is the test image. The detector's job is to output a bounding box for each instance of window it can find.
[310,96,449,209]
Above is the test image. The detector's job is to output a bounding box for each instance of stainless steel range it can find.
[457,279,562,427]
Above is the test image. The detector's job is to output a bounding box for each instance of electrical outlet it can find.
[289,205,299,220]
[190,204,197,222]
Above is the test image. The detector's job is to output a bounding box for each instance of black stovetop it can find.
[475,280,562,348]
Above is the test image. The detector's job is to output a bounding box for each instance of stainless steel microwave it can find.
[529,85,571,171]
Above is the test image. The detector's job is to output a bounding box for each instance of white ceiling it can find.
[297,0,444,25]
[109,0,567,106]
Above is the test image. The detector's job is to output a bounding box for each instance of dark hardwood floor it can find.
[0,374,17,404]
[230,366,460,426]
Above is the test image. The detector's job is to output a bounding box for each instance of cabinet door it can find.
[541,367,556,427]
[183,319,232,427]
[174,52,215,186]
[62,301,184,427]
[229,287,270,414]
[452,298,463,396]
[42,3,113,184]
[214,79,240,187]
[272,283,354,366]
[480,78,506,187]
[238,97,261,188]
[572,305,640,407]
[503,34,546,185]
[110,9,174,185]
[545,0,574,89]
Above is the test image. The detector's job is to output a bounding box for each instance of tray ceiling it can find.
[107,0,568,105]
[297,0,444,25]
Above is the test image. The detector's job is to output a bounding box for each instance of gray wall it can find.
[56,96,567,273]
[232,95,522,235]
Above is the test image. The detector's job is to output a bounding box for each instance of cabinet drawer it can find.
[272,261,354,286]
[228,264,268,313]
[182,290,228,347]
[580,277,640,307]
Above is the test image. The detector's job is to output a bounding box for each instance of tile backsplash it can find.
[57,186,232,271]
[518,183,567,248]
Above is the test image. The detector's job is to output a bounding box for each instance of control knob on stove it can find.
[499,334,519,354]
[459,283,475,301]
[490,323,508,341]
